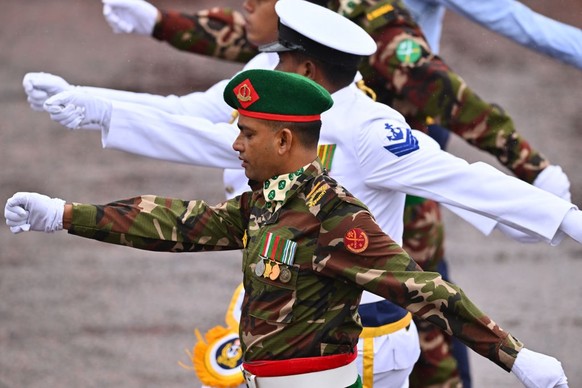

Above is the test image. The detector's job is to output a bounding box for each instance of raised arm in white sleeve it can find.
[82,52,277,120]
[358,126,577,245]
[80,79,234,121]
[405,0,582,69]
[103,100,240,168]
[100,54,279,166]
[24,72,234,122]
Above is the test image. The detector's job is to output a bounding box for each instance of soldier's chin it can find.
[243,169,256,181]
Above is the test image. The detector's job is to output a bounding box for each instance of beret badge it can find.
[234,79,259,109]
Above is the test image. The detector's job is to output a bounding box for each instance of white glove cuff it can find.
[512,348,568,388]
[532,165,571,201]
[533,165,559,186]
[560,209,582,244]
[50,198,66,232]
[512,348,536,384]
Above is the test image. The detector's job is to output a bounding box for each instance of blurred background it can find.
[1,1,581,387]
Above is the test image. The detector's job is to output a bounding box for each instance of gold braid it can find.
[229,110,239,124]
[356,79,377,101]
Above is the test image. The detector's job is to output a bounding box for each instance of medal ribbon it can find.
[317,144,337,171]
[260,232,297,265]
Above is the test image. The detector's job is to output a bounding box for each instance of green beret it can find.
[223,69,333,122]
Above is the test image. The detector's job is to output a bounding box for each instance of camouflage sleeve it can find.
[315,204,523,371]
[354,1,548,183]
[68,194,251,252]
[152,8,258,63]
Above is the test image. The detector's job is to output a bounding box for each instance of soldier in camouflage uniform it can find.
[5,67,570,388]
[119,1,570,386]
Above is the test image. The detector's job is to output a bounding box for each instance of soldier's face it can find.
[243,0,279,46]
[233,115,282,182]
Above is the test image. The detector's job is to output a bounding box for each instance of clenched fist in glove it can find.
[5,193,66,234]
[512,348,568,387]
[102,0,159,35]
[44,91,112,131]
[23,72,75,112]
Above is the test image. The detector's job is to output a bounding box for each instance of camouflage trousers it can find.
[402,197,465,388]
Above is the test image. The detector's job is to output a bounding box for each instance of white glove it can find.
[5,192,66,234]
[512,348,568,388]
[533,165,571,202]
[23,72,74,112]
[43,91,112,131]
[102,0,159,36]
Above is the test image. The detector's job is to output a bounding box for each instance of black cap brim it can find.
[258,40,296,53]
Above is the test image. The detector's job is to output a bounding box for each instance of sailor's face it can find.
[243,0,278,46]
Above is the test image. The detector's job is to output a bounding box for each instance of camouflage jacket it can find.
[152,0,548,183]
[68,159,522,370]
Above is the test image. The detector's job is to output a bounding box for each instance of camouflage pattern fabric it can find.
[153,8,257,63]
[403,195,460,387]
[410,318,462,388]
[402,195,444,271]
[68,159,523,371]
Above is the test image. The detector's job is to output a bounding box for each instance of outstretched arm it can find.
[317,206,568,386]
[152,7,258,63]
[101,0,258,63]
[39,90,241,169]
[438,0,582,69]
[23,72,234,120]
[357,126,579,244]
[351,2,555,185]
[6,192,250,252]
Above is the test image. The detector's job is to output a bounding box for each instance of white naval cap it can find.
[260,0,377,68]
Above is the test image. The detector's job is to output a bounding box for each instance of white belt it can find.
[242,358,358,388]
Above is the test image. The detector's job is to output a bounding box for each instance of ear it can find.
[276,127,293,155]
[303,60,317,80]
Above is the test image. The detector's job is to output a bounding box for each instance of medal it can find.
[254,259,265,277]
[263,261,272,278]
[258,232,297,283]
[269,262,280,280]
[279,266,292,283]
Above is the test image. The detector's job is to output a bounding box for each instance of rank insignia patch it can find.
[344,228,369,253]
[382,123,419,156]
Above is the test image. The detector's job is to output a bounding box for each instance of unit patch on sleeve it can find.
[382,123,419,156]
[396,39,422,64]
[344,228,369,253]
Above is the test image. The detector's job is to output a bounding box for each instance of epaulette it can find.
[304,173,368,220]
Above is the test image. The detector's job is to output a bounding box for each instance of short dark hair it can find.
[267,119,322,149]
[306,0,330,7]
[290,51,359,90]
